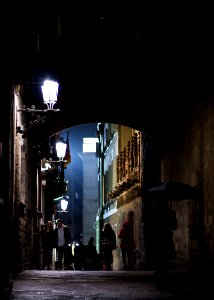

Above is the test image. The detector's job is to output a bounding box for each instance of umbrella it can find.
[147,181,196,201]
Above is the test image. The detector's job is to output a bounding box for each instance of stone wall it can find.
[161,99,214,269]
[13,87,35,273]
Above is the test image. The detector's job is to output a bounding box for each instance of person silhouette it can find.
[54,219,72,270]
[40,221,55,270]
[74,239,86,270]
[101,223,116,271]
[84,236,97,270]
[118,220,136,270]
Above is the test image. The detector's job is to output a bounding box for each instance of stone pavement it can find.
[8,269,199,300]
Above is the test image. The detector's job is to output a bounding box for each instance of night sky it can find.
[61,123,98,238]
[62,122,97,192]
[68,123,97,158]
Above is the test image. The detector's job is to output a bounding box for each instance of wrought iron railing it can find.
[107,132,142,200]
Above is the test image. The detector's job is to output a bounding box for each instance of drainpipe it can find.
[96,123,105,254]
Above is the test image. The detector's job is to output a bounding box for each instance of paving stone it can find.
[9,270,194,299]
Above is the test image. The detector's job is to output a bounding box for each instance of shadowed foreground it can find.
[8,269,196,299]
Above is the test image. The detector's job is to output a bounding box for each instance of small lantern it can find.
[41,80,59,110]
[61,199,68,212]
[56,138,67,161]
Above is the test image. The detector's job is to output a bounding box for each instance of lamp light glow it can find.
[41,80,59,110]
[61,199,68,211]
[56,138,67,161]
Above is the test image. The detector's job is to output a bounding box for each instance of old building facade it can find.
[96,123,143,270]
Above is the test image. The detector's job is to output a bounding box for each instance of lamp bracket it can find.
[17,105,60,113]
[16,115,47,139]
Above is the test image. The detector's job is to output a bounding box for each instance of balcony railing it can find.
[117,132,141,181]
[107,132,142,200]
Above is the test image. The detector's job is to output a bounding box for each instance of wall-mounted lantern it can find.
[18,79,60,113]
[16,79,60,137]
[56,137,67,161]
[54,195,69,213]
[60,198,69,212]
[41,134,69,199]
[41,80,59,111]
[55,136,67,182]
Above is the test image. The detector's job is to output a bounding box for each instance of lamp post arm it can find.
[17,108,61,113]
[60,161,65,182]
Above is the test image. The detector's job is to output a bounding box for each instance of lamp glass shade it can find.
[56,140,67,160]
[61,199,68,211]
[41,80,59,109]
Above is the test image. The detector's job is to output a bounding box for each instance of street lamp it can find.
[18,79,60,113]
[40,135,68,198]
[54,195,69,213]
[41,80,59,110]
[56,137,67,161]
[16,79,60,137]
[60,198,69,212]
[55,137,67,182]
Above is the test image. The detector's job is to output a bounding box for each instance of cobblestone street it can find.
[9,269,195,299]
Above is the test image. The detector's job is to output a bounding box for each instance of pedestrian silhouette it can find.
[54,219,72,270]
[39,221,55,270]
[101,223,116,271]
[84,236,98,270]
[118,220,136,270]
[74,240,86,270]
[152,204,177,289]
